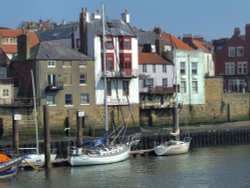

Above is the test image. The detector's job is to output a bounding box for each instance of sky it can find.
[1,0,250,41]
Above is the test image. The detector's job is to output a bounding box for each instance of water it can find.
[1,145,250,188]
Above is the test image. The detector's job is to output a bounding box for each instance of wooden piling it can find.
[12,114,20,155]
[43,105,51,169]
[76,111,83,148]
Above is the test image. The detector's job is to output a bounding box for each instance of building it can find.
[214,25,250,93]
[0,29,39,60]
[79,8,140,127]
[10,34,94,127]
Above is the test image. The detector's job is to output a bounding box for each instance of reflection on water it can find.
[1,145,250,188]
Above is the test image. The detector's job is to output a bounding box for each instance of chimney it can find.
[93,10,101,20]
[121,9,130,23]
[79,7,89,54]
[17,32,30,61]
[234,27,240,36]
[245,24,250,42]
[194,35,204,42]
[182,34,193,44]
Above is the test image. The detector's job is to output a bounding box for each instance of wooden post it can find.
[12,114,20,155]
[76,111,84,148]
[227,103,231,122]
[43,105,51,169]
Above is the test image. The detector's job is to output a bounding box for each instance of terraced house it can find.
[79,8,140,127]
[10,33,94,127]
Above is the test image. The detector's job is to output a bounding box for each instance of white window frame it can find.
[192,62,198,75]
[237,61,248,75]
[192,80,198,93]
[48,60,56,68]
[80,93,90,105]
[162,64,167,73]
[225,62,235,75]
[180,80,186,93]
[46,94,56,106]
[236,46,244,57]
[180,62,186,75]
[142,64,147,73]
[228,47,235,57]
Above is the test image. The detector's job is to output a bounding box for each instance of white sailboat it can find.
[154,49,191,156]
[68,4,140,166]
[21,70,56,166]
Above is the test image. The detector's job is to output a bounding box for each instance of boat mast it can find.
[173,49,180,141]
[102,4,108,132]
[31,70,39,155]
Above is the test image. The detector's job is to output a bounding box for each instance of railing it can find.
[99,69,138,79]
[140,86,176,94]
[45,81,64,91]
[0,98,40,107]
[0,78,14,84]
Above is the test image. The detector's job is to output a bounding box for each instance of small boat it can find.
[0,154,24,178]
[154,137,191,156]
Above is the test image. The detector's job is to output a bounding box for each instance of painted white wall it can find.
[175,50,205,105]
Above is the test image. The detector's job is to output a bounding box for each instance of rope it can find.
[23,159,44,171]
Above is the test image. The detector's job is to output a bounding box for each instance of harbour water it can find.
[1,145,250,188]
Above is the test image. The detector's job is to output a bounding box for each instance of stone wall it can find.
[140,77,250,127]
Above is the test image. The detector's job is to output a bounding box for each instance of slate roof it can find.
[139,52,172,65]
[137,30,157,45]
[37,23,79,41]
[29,40,92,61]
[90,19,136,37]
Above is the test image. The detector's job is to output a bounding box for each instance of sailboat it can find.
[153,49,191,156]
[68,4,140,166]
[20,70,56,166]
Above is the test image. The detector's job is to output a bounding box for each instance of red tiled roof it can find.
[161,32,193,50]
[139,52,172,65]
[192,39,209,52]
[0,29,39,53]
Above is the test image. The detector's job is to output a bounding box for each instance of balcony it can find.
[140,86,176,94]
[0,98,39,107]
[99,69,138,79]
[45,81,64,91]
[0,78,14,84]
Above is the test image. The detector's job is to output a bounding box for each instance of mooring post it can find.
[12,113,21,155]
[43,105,51,169]
[76,111,84,148]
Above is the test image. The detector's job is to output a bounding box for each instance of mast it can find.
[101,4,108,132]
[173,49,180,141]
[31,70,39,155]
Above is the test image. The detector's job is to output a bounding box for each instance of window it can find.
[123,81,129,96]
[65,94,73,105]
[64,73,72,85]
[63,61,72,68]
[228,79,245,92]
[228,47,235,57]
[48,74,56,86]
[162,78,168,87]
[80,73,87,85]
[2,89,9,97]
[225,62,235,75]
[152,65,156,73]
[79,61,87,67]
[237,62,248,75]
[162,64,167,73]
[180,81,186,93]
[180,62,186,75]
[192,62,198,75]
[103,53,114,71]
[142,64,147,73]
[147,78,154,88]
[48,60,56,68]
[0,68,6,78]
[119,37,131,49]
[107,80,112,96]
[105,37,114,49]
[236,46,244,57]
[80,93,90,104]
[46,94,56,105]
[192,81,198,93]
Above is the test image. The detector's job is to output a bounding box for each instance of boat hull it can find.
[22,153,57,165]
[154,138,191,156]
[69,145,130,166]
